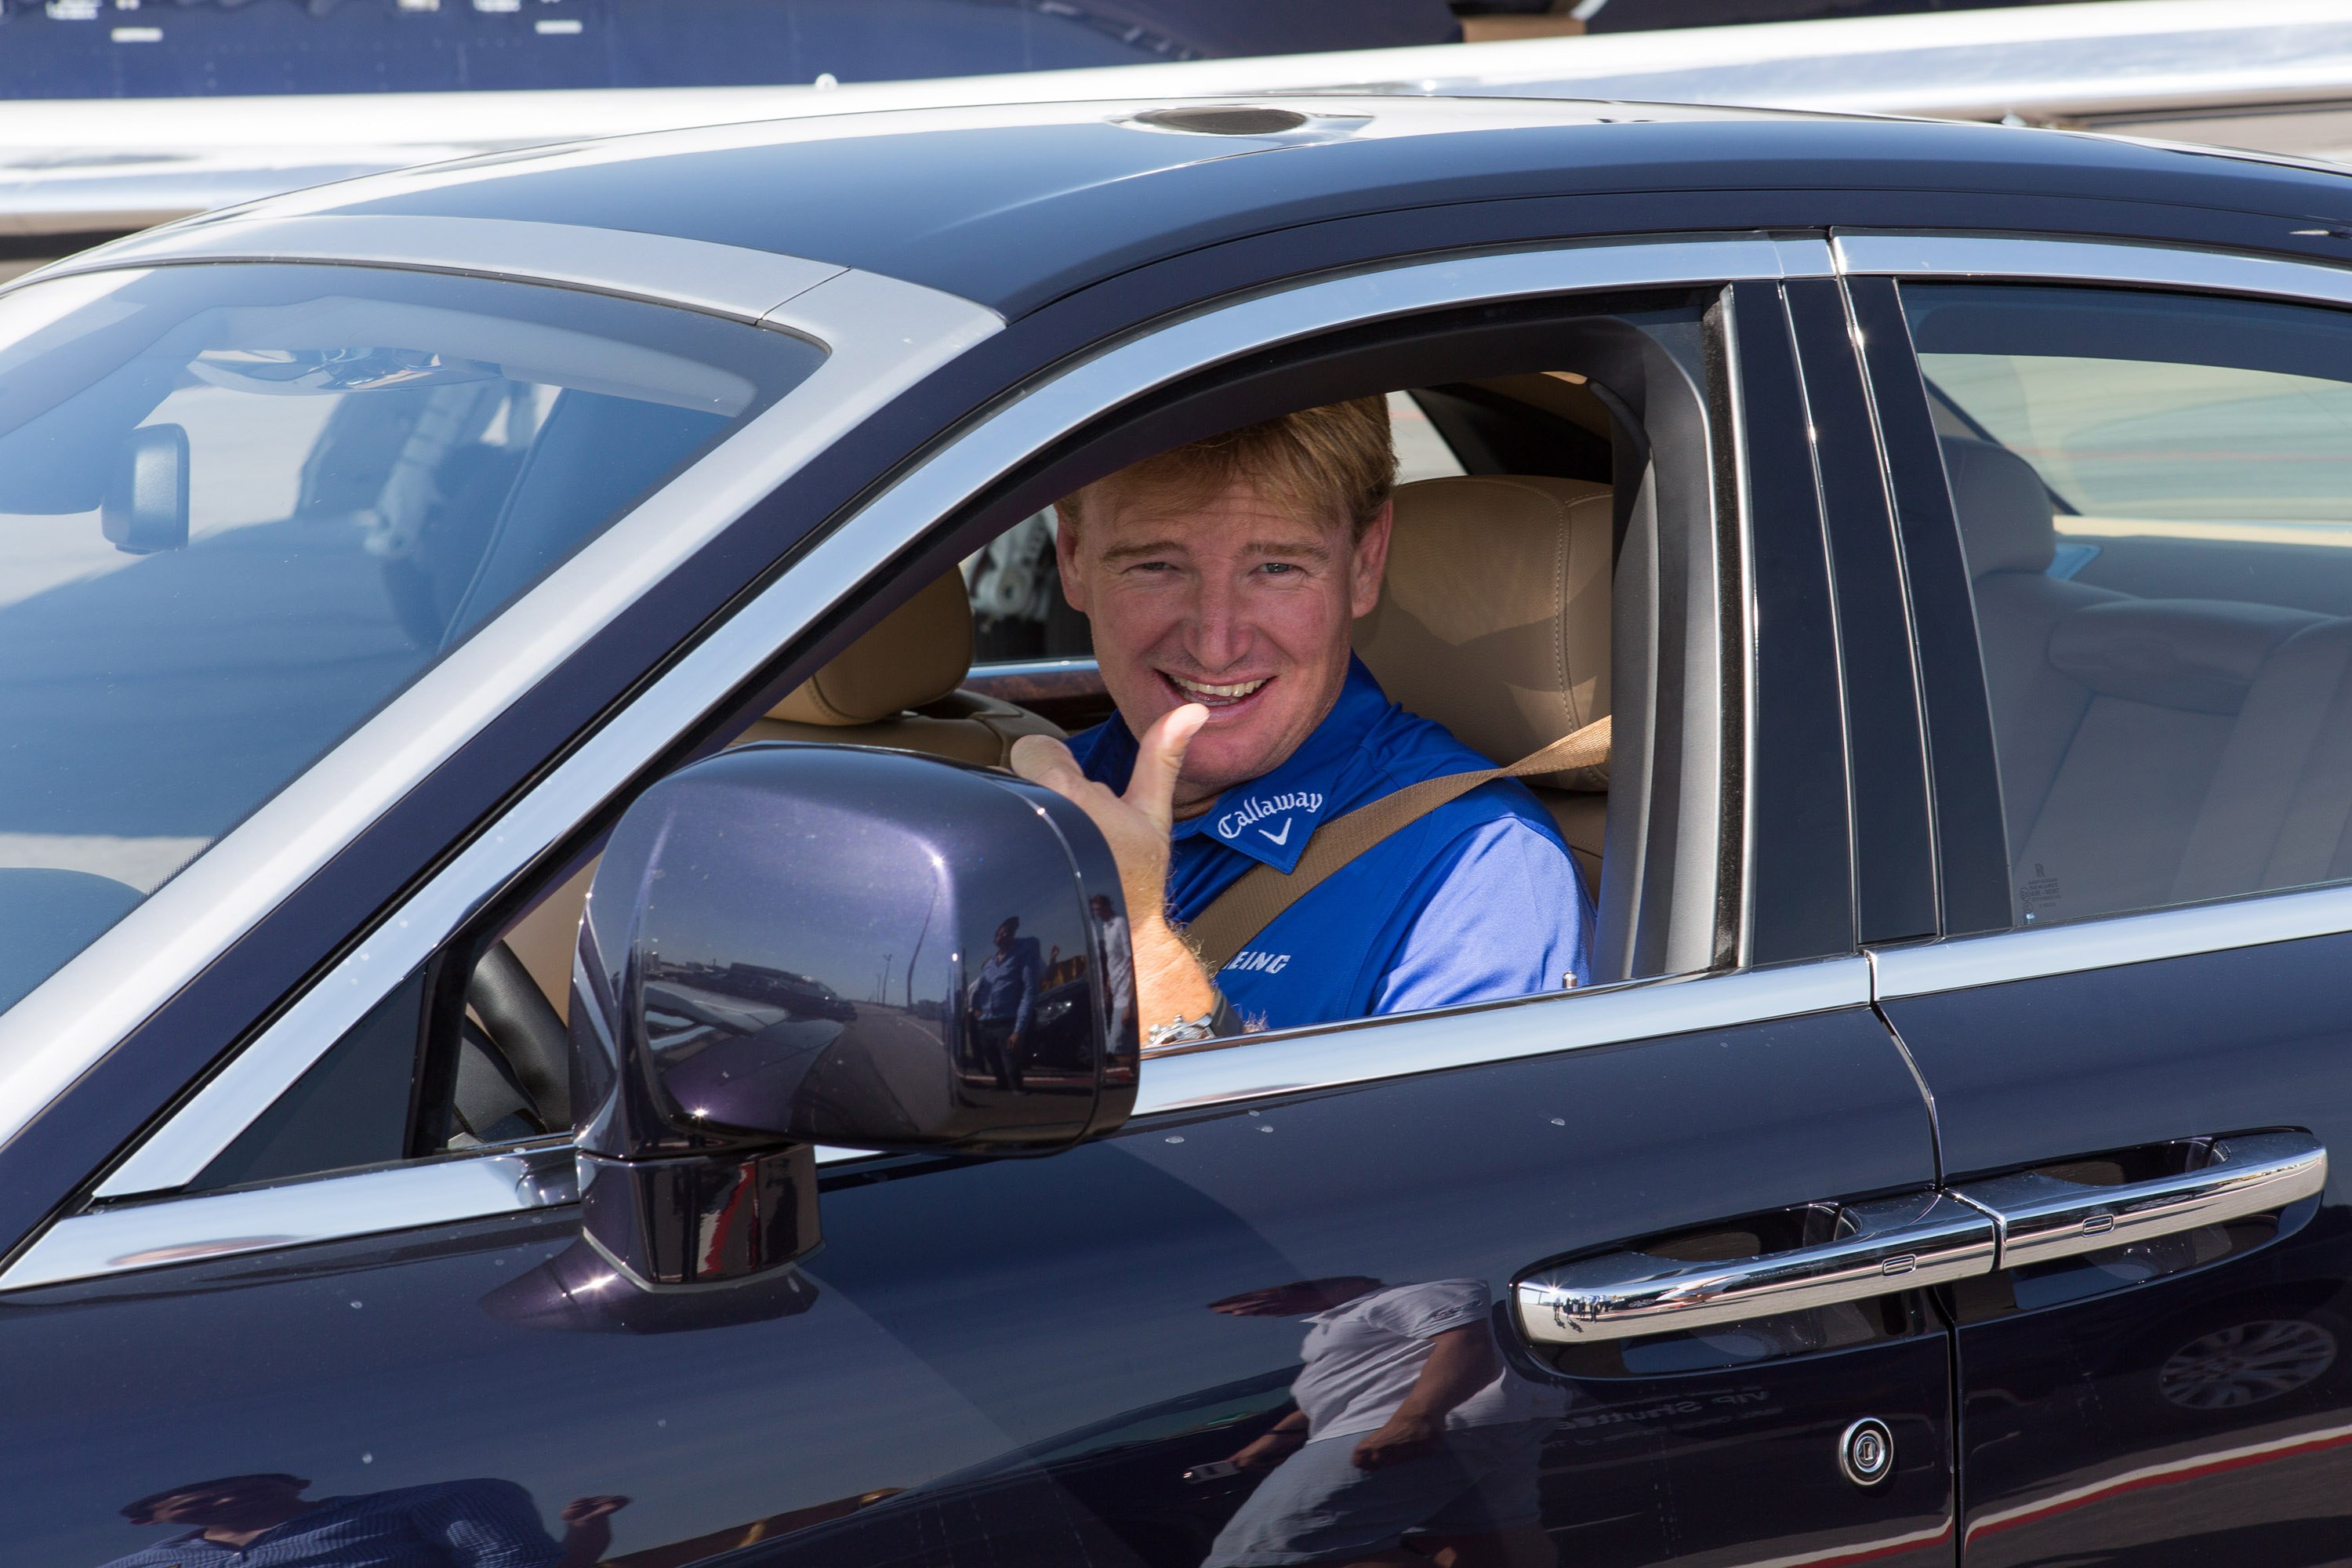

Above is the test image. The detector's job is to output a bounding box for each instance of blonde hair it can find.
[1058,397,1395,540]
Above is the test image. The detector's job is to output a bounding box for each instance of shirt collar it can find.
[1167,658,1388,874]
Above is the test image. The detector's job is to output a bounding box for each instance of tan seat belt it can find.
[1181,716,1610,975]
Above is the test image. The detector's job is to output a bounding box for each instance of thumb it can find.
[1128,703,1208,829]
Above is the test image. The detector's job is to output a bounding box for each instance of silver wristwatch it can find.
[1146,1014,1220,1049]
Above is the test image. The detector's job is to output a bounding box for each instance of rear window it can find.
[0,262,824,1013]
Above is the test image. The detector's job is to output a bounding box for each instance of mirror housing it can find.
[570,743,1138,1287]
[102,423,189,554]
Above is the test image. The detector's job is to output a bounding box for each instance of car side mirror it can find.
[569,743,1138,1290]
[102,423,190,554]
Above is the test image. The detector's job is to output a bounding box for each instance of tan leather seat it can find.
[735,570,1065,765]
[503,571,1065,1018]
[1354,474,1613,891]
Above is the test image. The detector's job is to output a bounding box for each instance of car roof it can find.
[155,94,2352,319]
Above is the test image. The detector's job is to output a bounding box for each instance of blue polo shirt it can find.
[1069,657,1594,1031]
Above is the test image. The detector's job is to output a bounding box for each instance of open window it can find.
[155,278,1747,1192]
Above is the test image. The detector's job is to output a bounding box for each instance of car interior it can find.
[1932,423,2352,929]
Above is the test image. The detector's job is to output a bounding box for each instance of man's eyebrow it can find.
[1099,538,1187,564]
[1098,534,1333,563]
[1247,536,1331,562]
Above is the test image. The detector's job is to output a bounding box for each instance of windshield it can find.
[0,263,824,1013]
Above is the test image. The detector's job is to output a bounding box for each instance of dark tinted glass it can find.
[0,262,823,1013]
[1906,283,2352,926]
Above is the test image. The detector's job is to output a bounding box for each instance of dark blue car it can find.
[5,93,2352,1567]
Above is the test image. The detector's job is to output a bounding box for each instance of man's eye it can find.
[1260,562,1300,576]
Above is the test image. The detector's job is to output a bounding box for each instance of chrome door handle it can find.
[1951,1129,2325,1272]
[1515,1191,1995,1345]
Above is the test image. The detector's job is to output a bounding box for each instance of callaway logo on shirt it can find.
[1216,790,1323,844]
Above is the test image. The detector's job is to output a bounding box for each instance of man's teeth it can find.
[1171,675,1268,699]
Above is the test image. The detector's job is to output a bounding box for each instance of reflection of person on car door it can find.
[1205,1277,1562,1568]
[99,1472,629,1568]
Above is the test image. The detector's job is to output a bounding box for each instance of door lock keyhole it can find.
[1838,1417,1894,1487]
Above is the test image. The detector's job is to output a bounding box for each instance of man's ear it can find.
[1052,506,1089,615]
[1349,499,1393,620]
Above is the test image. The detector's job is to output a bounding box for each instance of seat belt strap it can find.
[1181,717,1610,975]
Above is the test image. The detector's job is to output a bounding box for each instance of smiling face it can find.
[1059,477,1391,810]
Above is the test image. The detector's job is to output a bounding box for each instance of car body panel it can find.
[8,1001,1943,1568]
[1885,941,2352,1564]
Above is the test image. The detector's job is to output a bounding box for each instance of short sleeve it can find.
[1373,816,1594,1015]
[414,1479,564,1568]
[1361,1279,1491,1339]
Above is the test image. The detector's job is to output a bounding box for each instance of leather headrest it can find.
[2049,598,2325,715]
[1943,436,2055,577]
[768,570,973,725]
[1355,474,1613,790]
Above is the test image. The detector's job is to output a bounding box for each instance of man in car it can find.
[1011,397,1592,1041]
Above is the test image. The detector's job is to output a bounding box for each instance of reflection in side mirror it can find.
[101,423,190,555]
[570,743,1138,1290]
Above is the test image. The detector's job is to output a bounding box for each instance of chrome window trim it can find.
[967,655,1101,678]
[16,957,1867,1293]
[3,1143,579,1294]
[1132,956,1867,1116]
[1871,880,2352,1000]
[80,234,1829,1204]
[0,263,1003,1170]
[1722,270,1762,973]
[20,215,849,325]
[1831,232,2352,308]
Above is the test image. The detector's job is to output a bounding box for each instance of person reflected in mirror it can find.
[1011,399,1593,1044]
[1092,892,1136,1051]
[100,1472,630,1568]
[967,914,1041,1089]
[1204,1277,1563,1568]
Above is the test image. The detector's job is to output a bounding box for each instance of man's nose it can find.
[1182,573,1251,670]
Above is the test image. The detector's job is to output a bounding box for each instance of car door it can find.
[1847,234,2352,1566]
[2,234,1956,1568]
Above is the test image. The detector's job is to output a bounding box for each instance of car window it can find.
[147,280,1737,1203]
[1906,282,2352,926]
[0,263,824,1014]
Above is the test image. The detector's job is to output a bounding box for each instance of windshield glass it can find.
[0,262,824,1013]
